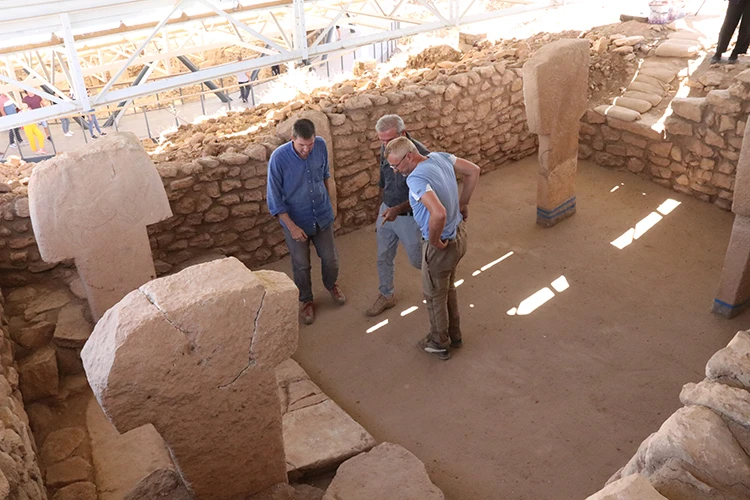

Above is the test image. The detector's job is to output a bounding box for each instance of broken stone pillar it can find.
[714,121,750,318]
[81,257,299,500]
[523,39,590,227]
[28,132,172,321]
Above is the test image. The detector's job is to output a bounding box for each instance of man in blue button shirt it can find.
[384,137,480,360]
[267,119,346,325]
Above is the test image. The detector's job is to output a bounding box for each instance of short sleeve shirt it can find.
[406,153,463,241]
[22,95,43,109]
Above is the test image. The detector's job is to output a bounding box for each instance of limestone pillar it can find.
[523,39,590,227]
[28,132,173,320]
[81,257,299,500]
[714,119,750,317]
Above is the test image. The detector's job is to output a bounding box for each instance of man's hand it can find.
[431,238,448,250]
[460,204,469,221]
[288,223,308,242]
[381,206,400,223]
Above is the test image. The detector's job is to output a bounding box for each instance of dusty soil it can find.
[263,158,741,499]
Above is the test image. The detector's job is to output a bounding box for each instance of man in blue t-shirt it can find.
[384,137,480,360]
[267,119,346,325]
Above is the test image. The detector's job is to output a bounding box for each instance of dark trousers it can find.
[717,0,750,56]
[282,223,339,303]
[8,128,21,145]
[239,82,250,101]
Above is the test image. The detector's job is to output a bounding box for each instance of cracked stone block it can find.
[706,330,750,389]
[523,39,589,227]
[82,257,298,500]
[323,443,444,500]
[28,132,173,320]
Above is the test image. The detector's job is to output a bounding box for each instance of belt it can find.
[398,211,414,217]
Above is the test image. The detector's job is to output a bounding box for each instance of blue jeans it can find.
[376,203,422,297]
[88,114,102,137]
[282,223,339,303]
[4,105,21,145]
[61,117,70,134]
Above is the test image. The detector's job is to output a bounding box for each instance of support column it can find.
[714,116,750,318]
[522,39,589,227]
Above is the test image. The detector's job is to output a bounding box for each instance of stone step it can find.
[594,105,641,123]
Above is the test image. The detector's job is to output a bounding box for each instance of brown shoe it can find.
[366,294,396,316]
[300,301,315,325]
[329,284,346,306]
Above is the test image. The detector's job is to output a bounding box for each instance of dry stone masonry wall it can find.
[0,288,47,500]
[579,69,750,212]
[0,46,534,286]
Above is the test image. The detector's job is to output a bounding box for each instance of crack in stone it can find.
[139,289,199,353]
[217,289,265,389]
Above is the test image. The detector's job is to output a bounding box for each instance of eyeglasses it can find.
[389,154,408,170]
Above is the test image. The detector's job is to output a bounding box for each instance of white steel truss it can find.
[0,0,587,131]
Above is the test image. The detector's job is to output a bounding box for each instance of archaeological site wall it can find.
[0,289,47,499]
[579,70,750,212]
[0,53,535,287]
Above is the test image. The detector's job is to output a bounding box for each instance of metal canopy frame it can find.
[0,0,582,131]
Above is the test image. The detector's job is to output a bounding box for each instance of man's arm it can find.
[453,157,480,220]
[420,191,447,249]
[267,157,307,241]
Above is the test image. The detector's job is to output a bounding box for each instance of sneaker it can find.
[450,338,463,348]
[64,132,74,137]
[418,338,450,360]
[9,143,17,148]
[300,301,315,325]
[710,54,722,64]
[36,149,46,154]
[729,55,739,64]
[366,294,395,316]
[91,135,98,139]
[329,284,346,305]
[101,131,107,136]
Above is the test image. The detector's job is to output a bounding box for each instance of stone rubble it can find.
[590,330,750,499]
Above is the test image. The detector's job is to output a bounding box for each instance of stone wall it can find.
[0,288,47,499]
[579,70,750,212]
[0,55,535,286]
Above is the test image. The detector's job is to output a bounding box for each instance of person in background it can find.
[87,111,105,139]
[266,118,346,325]
[236,57,251,103]
[60,116,74,137]
[19,104,46,154]
[711,0,750,64]
[21,90,51,139]
[0,94,24,148]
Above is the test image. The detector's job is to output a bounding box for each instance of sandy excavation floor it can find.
[263,158,745,499]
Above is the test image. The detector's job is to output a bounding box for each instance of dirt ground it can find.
[264,158,744,499]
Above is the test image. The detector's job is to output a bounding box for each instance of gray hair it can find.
[375,114,405,134]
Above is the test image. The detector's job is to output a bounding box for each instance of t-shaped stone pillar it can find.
[714,120,750,318]
[28,132,172,321]
[523,39,590,227]
[81,257,299,499]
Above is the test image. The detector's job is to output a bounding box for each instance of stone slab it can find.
[622,91,662,107]
[18,345,58,402]
[733,112,750,217]
[680,380,750,427]
[53,303,92,348]
[323,443,444,500]
[283,399,376,477]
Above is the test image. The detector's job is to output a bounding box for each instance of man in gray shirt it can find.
[366,115,430,316]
